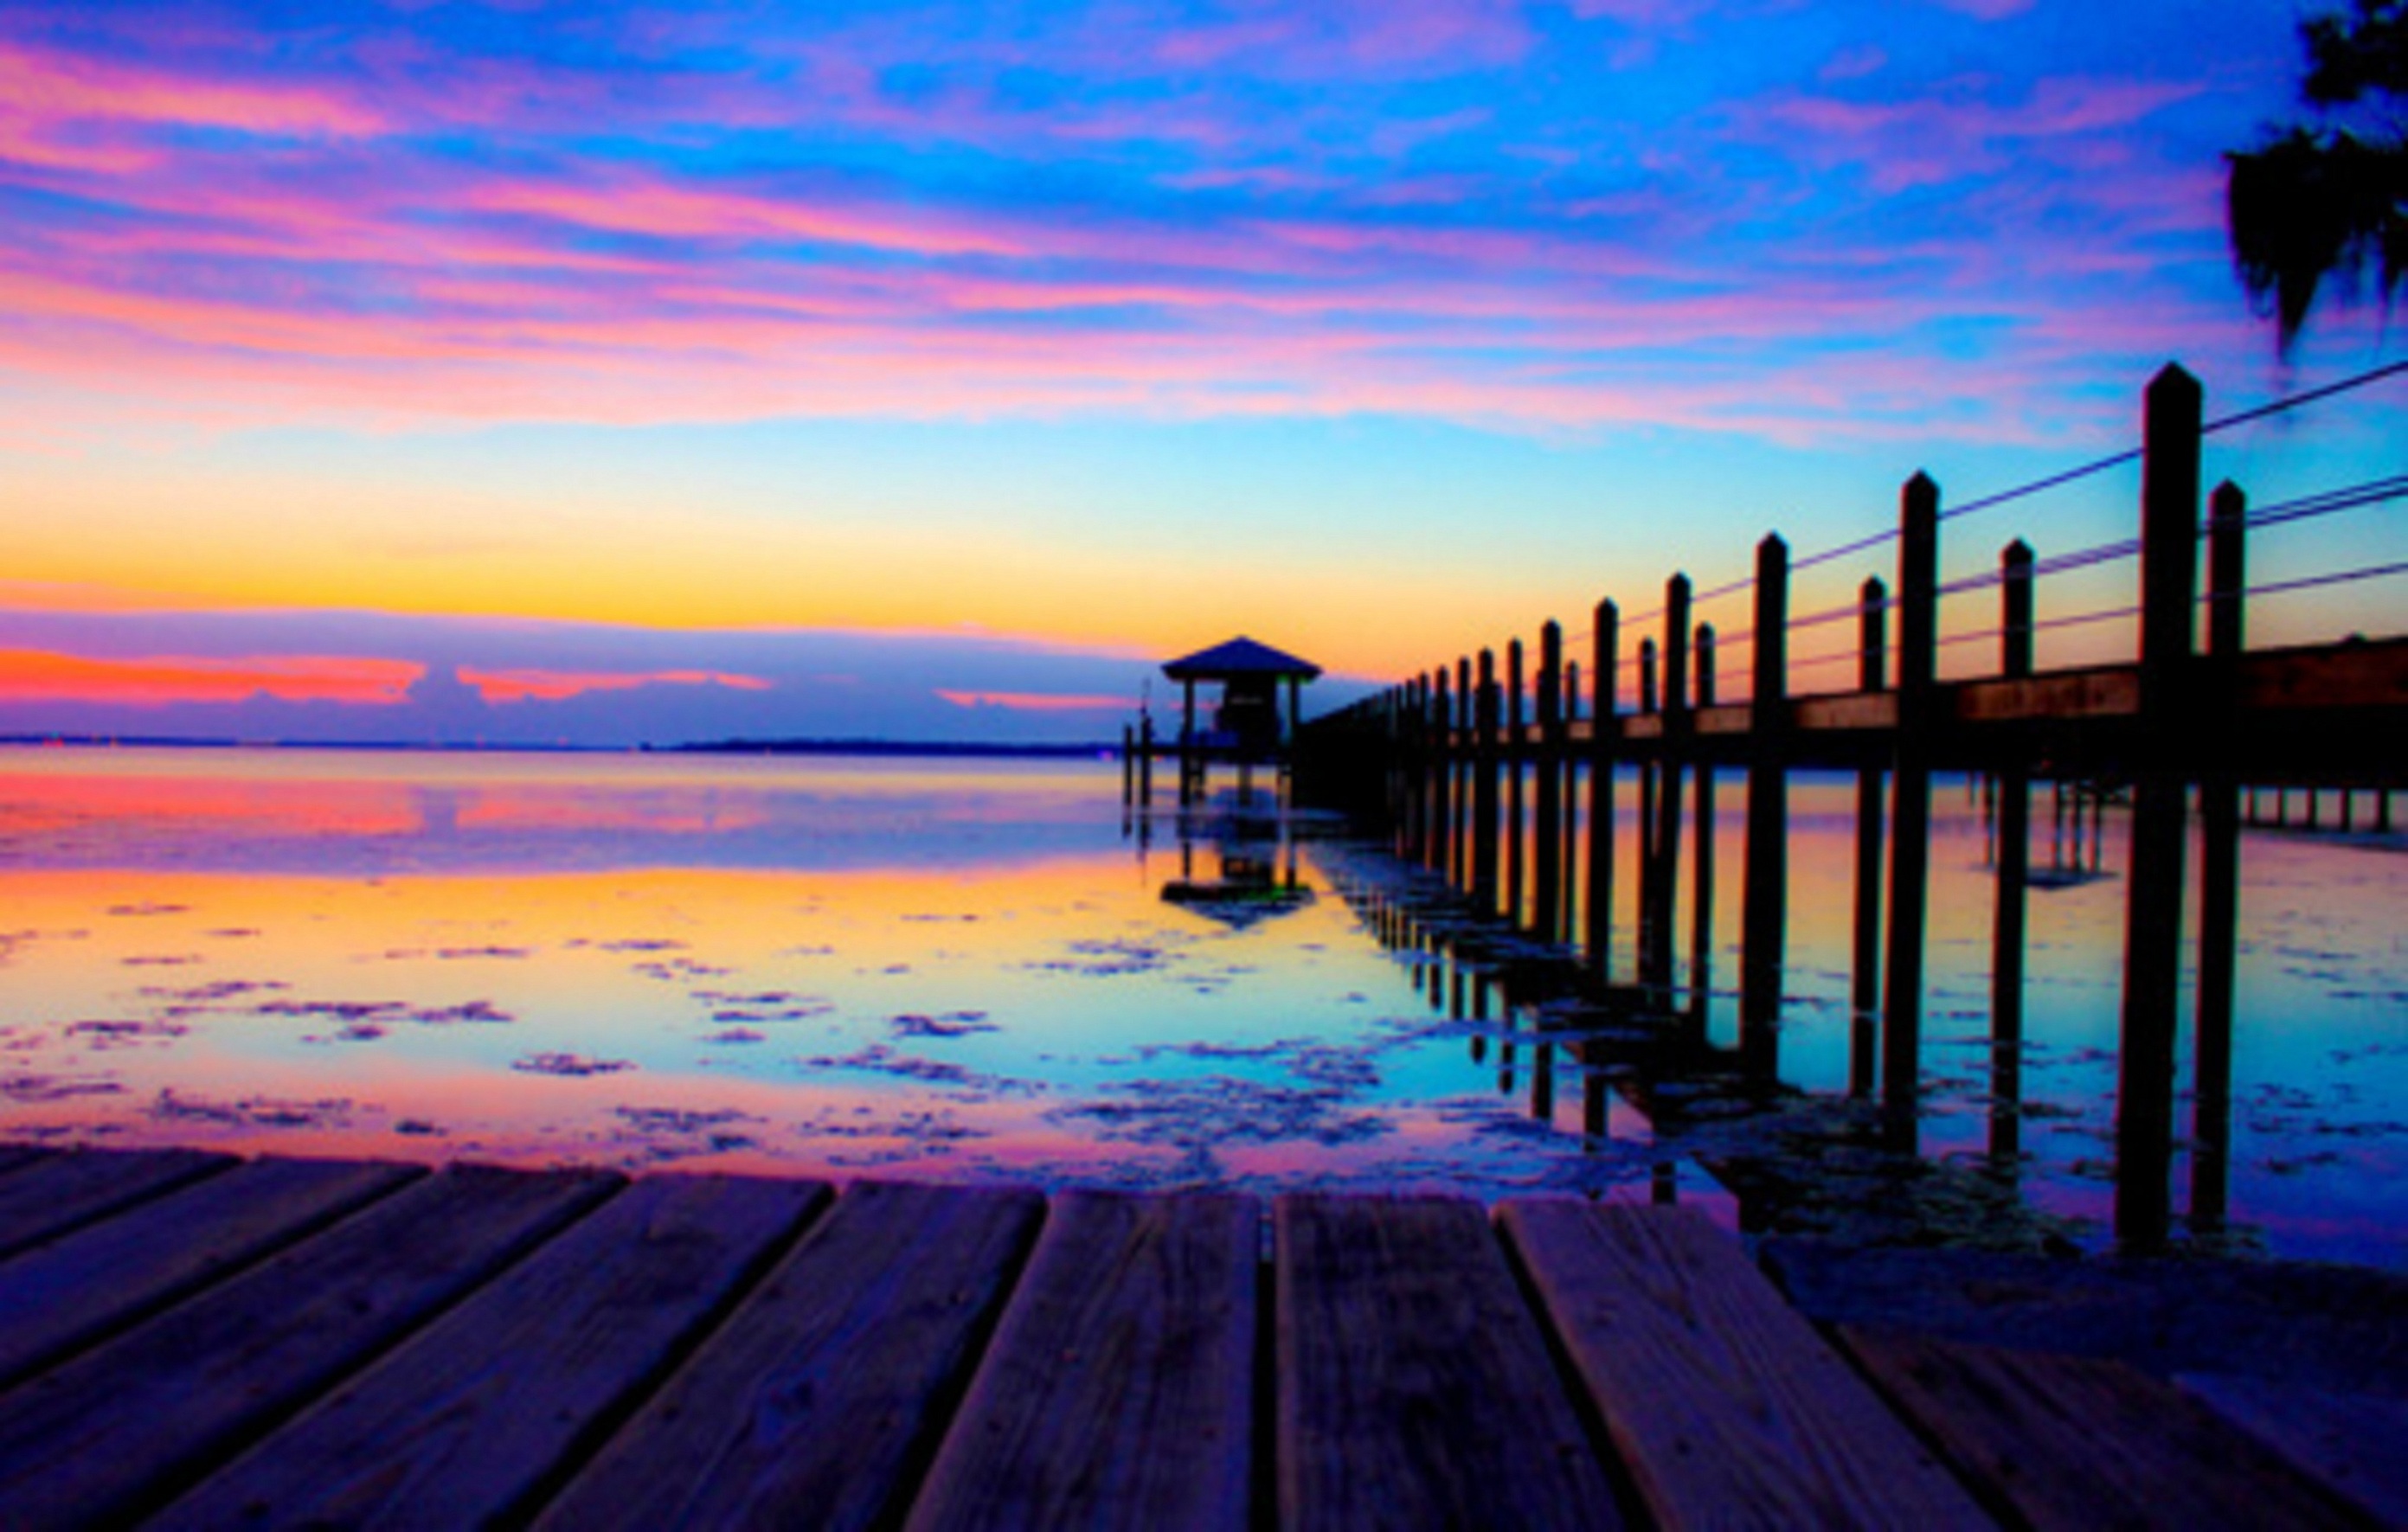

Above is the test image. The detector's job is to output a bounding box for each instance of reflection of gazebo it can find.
[1160,841,1313,930]
[1161,637,1322,805]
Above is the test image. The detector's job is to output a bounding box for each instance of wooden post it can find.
[2117,362,2202,1253]
[1690,621,1718,1042]
[1991,537,2036,1172]
[1664,575,1691,728]
[1884,474,1941,1141]
[2193,479,2246,1232]
[1587,600,1619,976]
[1473,648,1500,913]
[1506,638,1527,927]
[1859,577,1887,692]
[1430,666,1453,875]
[1638,638,1658,715]
[1121,723,1134,805]
[1535,621,1564,945]
[1740,534,1789,1078]
[1138,713,1154,804]
[2001,540,2034,679]
[1561,660,1581,946]
[1454,657,1473,892]
[1178,678,1198,806]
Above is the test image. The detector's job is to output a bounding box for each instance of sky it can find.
[1,0,2401,746]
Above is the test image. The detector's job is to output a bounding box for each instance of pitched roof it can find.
[1161,636,1323,681]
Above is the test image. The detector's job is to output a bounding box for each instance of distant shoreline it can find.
[0,734,1117,760]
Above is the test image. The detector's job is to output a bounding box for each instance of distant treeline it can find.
[667,738,1115,759]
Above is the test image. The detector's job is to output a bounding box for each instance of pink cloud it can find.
[0,41,385,139]
[458,668,774,704]
[0,650,421,707]
[935,690,1130,713]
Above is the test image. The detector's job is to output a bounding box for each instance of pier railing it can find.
[1292,359,2405,1253]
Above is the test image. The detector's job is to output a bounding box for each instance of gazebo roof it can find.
[1161,636,1322,682]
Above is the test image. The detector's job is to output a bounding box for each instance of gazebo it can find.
[1159,636,1321,805]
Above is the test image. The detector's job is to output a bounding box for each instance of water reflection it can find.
[0,747,2399,1267]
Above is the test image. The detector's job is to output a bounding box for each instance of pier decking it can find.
[0,1147,2392,1529]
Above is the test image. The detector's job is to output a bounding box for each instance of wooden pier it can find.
[1294,362,2406,1253]
[0,1145,2395,1529]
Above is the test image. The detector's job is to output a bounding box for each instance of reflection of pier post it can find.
[2116,363,2201,1254]
[1534,622,1563,944]
[2193,478,2247,1233]
[1883,474,1940,1146]
[1990,541,2034,1174]
[1851,577,1887,1098]
[1739,538,1788,1080]
[1586,601,1619,977]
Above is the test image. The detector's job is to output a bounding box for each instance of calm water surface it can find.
[0,747,2398,1269]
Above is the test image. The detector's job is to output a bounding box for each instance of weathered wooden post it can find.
[1121,722,1135,806]
[2117,362,2201,1253]
[1506,638,1527,926]
[2194,478,2247,1230]
[1690,622,1718,1041]
[1883,473,1940,1138]
[1178,676,1199,805]
[1648,577,1691,1003]
[1587,599,1619,975]
[1740,535,1789,1078]
[1430,665,1453,876]
[1473,647,1501,913]
[1849,576,1888,1094]
[1535,621,1564,945]
[1992,540,2036,1172]
[1562,658,1582,946]
[1138,712,1154,805]
[1454,657,1473,891]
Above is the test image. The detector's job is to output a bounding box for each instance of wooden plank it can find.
[0,1163,619,1530]
[153,1173,829,1532]
[0,1155,421,1390]
[533,1181,1044,1532]
[2239,636,2408,712]
[1276,1193,1622,1532]
[906,1191,1257,1532]
[2180,1373,2408,1529]
[1954,668,2139,725]
[1840,1327,2368,1532]
[1791,692,1900,734]
[0,1145,234,1259]
[1502,1202,1987,1531]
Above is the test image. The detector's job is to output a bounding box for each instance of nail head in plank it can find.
[534,1181,1044,1532]
[1501,1202,1988,1531]
[1276,1193,1624,1532]
[0,1163,620,1530]
[906,1190,1257,1532]
[0,1146,235,1259]
[2179,1373,2408,1529]
[0,1155,421,1390]
[1840,1327,2369,1532]
[152,1173,831,1532]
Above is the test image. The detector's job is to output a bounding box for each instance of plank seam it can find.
[1821,1324,2028,1531]
[0,1158,432,1396]
[132,1172,629,1528]
[0,1152,240,1264]
[877,1187,1054,1532]
[1490,1205,1655,1531]
[1250,1224,1276,1532]
[502,1180,839,1530]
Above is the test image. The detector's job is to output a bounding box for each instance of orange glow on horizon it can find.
[0,649,421,707]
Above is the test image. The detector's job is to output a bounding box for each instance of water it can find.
[0,747,2399,1269]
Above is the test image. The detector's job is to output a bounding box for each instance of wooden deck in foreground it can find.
[0,1148,2393,1529]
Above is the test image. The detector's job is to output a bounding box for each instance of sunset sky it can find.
[2,0,2401,745]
